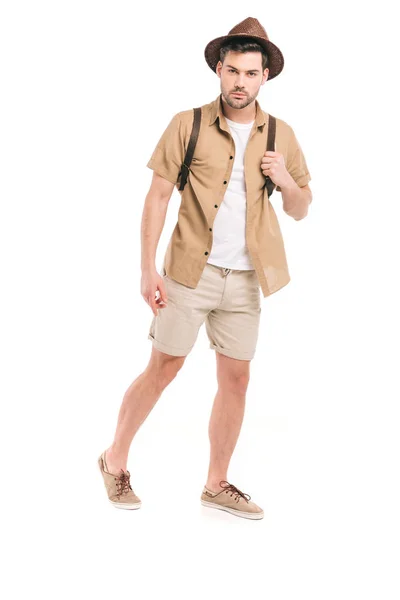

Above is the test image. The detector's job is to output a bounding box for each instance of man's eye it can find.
[228,69,256,75]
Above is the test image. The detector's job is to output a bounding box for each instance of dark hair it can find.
[219,38,269,72]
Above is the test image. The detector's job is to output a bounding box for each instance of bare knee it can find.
[216,353,251,395]
[147,347,186,389]
[221,373,250,396]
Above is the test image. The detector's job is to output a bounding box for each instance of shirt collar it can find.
[208,92,266,128]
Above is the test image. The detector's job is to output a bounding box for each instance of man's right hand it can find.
[141,269,168,316]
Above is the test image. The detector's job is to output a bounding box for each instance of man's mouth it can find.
[232,92,246,97]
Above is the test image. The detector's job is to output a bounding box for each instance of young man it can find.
[98,17,312,520]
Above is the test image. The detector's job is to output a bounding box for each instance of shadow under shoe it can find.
[200,480,264,520]
[98,450,142,510]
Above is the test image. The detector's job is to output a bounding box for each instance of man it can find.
[98,17,312,520]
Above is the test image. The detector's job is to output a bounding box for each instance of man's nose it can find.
[234,75,246,88]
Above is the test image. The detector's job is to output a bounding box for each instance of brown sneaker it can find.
[98,450,141,510]
[200,480,264,520]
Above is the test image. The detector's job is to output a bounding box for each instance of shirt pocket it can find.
[191,154,211,168]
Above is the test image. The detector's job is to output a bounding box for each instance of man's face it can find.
[216,51,269,110]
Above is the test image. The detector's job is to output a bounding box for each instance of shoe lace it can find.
[114,470,133,497]
[219,480,251,503]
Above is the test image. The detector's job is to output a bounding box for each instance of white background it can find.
[1,1,399,598]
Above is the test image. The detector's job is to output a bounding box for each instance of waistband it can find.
[206,262,255,277]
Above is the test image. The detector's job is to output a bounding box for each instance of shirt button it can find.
[223,181,227,184]
[209,227,212,231]
[214,204,218,208]
[230,156,233,159]
[204,251,209,255]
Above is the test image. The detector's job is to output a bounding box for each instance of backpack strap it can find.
[178,107,202,191]
[265,114,276,197]
[178,108,276,196]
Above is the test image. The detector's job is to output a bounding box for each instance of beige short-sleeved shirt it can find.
[146,93,311,298]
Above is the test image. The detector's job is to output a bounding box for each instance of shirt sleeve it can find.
[276,126,311,192]
[146,113,184,185]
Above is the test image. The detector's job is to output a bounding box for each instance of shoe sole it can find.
[108,499,142,510]
[200,499,264,520]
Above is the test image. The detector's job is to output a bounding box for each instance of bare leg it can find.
[205,352,251,491]
[104,347,186,475]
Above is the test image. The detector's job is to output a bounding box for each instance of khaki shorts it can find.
[148,262,261,361]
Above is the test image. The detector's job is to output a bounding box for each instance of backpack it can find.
[178,106,276,197]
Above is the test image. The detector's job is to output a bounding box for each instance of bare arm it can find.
[281,182,313,221]
[140,172,175,316]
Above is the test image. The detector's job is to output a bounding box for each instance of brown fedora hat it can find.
[204,17,284,80]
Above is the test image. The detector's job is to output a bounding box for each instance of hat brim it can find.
[204,34,284,80]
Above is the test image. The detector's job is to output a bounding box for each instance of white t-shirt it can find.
[207,116,255,270]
